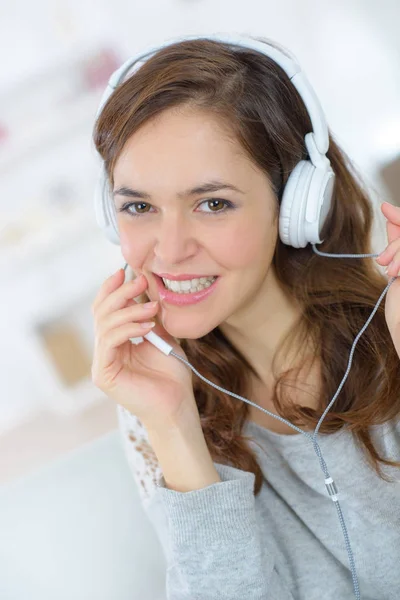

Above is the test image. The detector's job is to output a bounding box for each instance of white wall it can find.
[1,0,399,432]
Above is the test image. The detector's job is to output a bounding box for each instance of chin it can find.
[159,314,219,340]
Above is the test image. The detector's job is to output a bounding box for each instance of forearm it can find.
[145,411,221,493]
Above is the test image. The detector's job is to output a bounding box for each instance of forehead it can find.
[113,107,250,182]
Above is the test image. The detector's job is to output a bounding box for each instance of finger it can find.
[387,220,400,246]
[381,201,400,223]
[99,301,158,335]
[381,202,400,244]
[386,253,400,277]
[95,274,148,321]
[94,320,156,377]
[92,268,126,314]
[377,238,400,265]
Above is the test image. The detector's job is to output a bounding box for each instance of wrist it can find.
[143,394,202,436]
[146,416,221,492]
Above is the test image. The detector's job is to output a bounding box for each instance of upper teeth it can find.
[162,276,217,293]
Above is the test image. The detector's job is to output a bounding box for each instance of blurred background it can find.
[0,1,399,598]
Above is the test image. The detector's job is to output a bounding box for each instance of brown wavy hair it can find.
[93,36,400,495]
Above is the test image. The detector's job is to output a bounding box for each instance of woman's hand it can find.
[91,269,200,432]
[375,201,400,359]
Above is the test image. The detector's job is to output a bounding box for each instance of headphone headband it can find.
[95,33,329,156]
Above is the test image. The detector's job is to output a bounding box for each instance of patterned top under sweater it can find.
[117,405,163,505]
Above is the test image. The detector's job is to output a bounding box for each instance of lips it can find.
[153,273,220,306]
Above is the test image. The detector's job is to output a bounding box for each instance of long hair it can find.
[93,36,400,495]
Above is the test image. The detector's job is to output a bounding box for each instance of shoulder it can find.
[369,415,400,475]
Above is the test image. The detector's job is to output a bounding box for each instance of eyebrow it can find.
[112,180,245,200]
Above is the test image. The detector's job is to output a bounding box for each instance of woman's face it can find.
[113,105,280,339]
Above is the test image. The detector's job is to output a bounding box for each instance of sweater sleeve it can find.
[117,405,294,599]
[150,462,294,600]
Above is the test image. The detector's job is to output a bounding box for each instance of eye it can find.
[117,198,236,217]
[202,199,233,213]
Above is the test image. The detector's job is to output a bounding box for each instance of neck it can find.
[219,266,305,384]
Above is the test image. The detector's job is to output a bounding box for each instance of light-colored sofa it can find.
[0,430,167,600]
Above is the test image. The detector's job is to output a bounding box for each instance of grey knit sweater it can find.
[118,406,400,599]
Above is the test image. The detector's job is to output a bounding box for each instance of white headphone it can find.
[93,33,335,249]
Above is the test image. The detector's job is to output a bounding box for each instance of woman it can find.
[91,36,400,599]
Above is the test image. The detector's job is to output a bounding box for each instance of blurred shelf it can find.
[0,205,100,279]
[0,88,101,174]
[0,46,120,174]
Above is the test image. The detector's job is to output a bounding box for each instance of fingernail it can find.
[141,321,156,329]
[143,301,158,308]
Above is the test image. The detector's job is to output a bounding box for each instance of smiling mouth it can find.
[159,275,219,293]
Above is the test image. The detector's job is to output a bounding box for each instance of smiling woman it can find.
[92,35,400,600]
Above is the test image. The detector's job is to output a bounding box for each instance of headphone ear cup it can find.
[279,160,314,248]
[94,166,121,245]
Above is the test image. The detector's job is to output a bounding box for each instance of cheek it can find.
[119,228,147,269]
[216,218,275,270]
[119,230,132,261]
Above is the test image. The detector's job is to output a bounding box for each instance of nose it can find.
[154,211,198,266]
